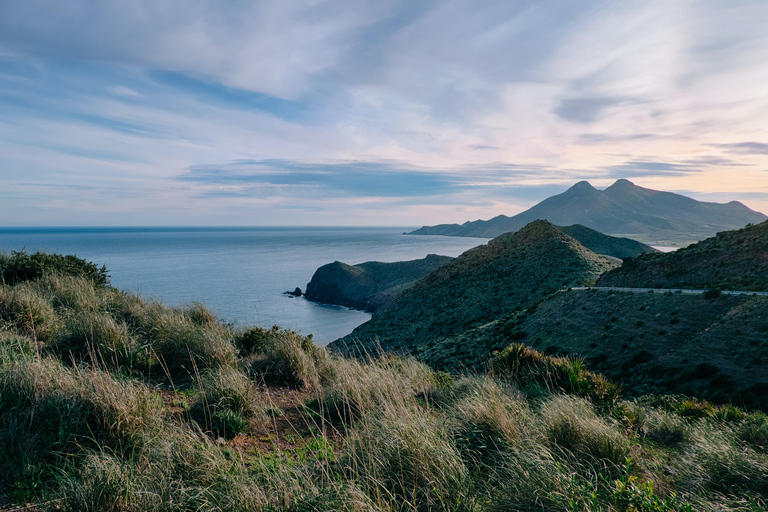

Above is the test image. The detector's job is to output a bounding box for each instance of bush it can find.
[0,250,109,287]
[242,328,331,390]
[489,343,619,410]
[539,395,632,466]
[189,367,264,438]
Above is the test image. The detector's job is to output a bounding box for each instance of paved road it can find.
[569,286,768,296]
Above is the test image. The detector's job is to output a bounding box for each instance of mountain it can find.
[331,220,620,369]
[597,219,768,291]
[408,179,767,245]
[303,254,453,312]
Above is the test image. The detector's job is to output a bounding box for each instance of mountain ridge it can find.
[408,179,767,245]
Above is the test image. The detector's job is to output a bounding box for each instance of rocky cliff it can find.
[304,254,453,312]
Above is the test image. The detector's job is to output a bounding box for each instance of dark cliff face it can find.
[304,254,454,312]
[597,220,768,291]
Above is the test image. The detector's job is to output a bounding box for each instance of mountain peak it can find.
[567,180,598,194]
[605,178,636,191]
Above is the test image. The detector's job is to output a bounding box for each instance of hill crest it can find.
[331,220,620,368]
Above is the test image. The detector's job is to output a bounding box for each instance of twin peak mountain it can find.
[408,179,767,245]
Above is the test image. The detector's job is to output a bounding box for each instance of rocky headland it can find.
[303,254,453,312]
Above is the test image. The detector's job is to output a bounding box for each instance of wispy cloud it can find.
[709,142,768,155]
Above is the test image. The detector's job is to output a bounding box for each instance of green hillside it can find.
[2,250,767,511]
[598,220,768,290]
[333,220,619,368]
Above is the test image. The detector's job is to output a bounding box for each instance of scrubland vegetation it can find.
[1,251,767,511]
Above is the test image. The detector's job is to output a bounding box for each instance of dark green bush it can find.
[489,343,619,409]
[0,250,109,286]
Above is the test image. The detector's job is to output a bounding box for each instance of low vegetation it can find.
[1,251,767,511]
[597,220,768,291]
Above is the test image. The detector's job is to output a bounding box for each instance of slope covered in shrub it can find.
[1,253,766,511]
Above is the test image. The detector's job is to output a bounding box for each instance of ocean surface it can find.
[0,227,488,344]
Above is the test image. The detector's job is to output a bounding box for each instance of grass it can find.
[1,252,767,511]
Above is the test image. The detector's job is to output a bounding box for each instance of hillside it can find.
[304,225,654,312]
[408,179,767,245]
[303,254,453,311]
[506,289,768,410]
[332,220,620,368]
[557,223,658,259]
[598,220,768,290]
[3,251,768,511]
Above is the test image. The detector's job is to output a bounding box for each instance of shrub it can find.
[242,328,331,390]
[0,250,109,286]
[489,343,619,409]
[189,367,264,438]
[0,284,63,343]
[539,395,632,466]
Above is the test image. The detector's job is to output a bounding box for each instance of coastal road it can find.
[569,286,768,296]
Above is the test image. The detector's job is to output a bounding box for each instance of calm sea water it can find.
[0,227,487,344]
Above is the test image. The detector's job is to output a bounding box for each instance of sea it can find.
[0,227,488,345]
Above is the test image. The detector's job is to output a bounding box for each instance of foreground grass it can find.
[1,253,767,511]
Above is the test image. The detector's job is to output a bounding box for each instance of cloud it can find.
[709,142,768,155]
[604,160,704,179]
[553,96,626,123]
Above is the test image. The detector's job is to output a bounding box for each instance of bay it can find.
[0,227,488,344]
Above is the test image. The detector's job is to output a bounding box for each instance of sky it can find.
[1,0,767,227]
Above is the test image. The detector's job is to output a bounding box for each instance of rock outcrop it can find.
[304,254,453,312]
